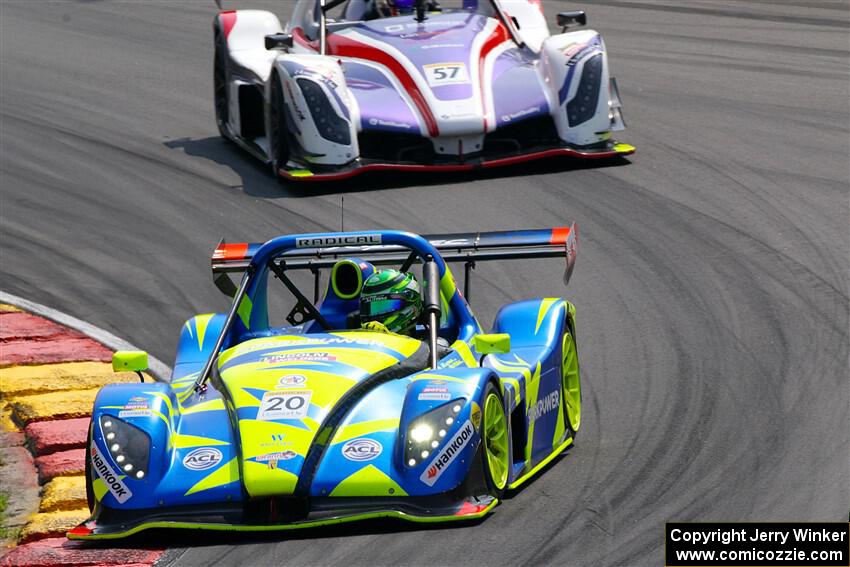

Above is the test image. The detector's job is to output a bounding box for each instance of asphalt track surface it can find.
[1,1,848,565]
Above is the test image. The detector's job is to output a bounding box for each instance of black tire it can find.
[481,382,509,498]
[213,29,229,138]
[268,73,291,175]
[85,420,94,512]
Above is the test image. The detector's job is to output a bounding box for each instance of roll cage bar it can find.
[196,226,577,391]
[313,0,522,54]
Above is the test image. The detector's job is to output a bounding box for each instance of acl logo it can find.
[183,447,223,471]
[341,438,382,462]
[276,374,306,388]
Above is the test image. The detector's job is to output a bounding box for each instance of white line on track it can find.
[0,290,172,382]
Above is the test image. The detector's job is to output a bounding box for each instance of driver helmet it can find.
[360,269,422,334]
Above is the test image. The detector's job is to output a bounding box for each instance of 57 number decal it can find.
[423,63,470,87]
[259,390,312,421]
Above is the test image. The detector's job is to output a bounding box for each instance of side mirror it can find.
[265,33,293,50]
[556,11,586,31]
[473,334,511,355]
[113,351,148,382]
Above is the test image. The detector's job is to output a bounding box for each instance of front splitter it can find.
[279,143,636,182]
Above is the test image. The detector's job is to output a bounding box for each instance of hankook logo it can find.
[419,420,474,486]
[295,235,382,248]
[90,445,132,503]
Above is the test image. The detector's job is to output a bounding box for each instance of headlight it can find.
[296,78,351,146]
[567,53,603,127]
[99,415,150,479]
[405,400,464,467]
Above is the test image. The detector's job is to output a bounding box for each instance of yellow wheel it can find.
[482,384,509,495]
[562,327,581,437]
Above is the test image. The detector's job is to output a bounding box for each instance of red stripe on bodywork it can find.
[219,11,237,40]
[478,23,511,131]
[278,145,634,182]
[550,227,571,245]
[328,35,439,137]
[213,243,249,261]
[292,27,319,50]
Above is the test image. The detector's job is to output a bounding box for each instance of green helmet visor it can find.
[361,297,407,318]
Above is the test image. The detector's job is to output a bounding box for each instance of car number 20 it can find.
[423,63,470,87]
[259,390,312,420]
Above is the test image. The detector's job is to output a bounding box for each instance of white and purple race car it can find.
[213,0,633,181]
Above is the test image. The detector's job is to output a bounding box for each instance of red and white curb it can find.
[0,292,171,567]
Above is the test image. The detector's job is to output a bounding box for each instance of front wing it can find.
[279,143,636,182]
[68,495,497,540]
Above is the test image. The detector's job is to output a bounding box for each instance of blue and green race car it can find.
[70,226,581,539]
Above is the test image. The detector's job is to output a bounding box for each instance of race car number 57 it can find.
[423,63,470,87]
[259,390,312,421]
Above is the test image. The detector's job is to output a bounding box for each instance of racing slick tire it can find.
[213,27,229,138]
[482,382,509,498]
[85,420,94,512]
[562,318,581,440]
[268,73,291,176]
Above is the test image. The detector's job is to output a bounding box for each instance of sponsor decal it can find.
[277,374,307,387]
[260,433,292,448]
[420,43,464,50]
[285,82,307,121]
[118,409,152,418]
[295,234,381,248]
[419,384,450,401]
[501,106,541,123]
[419,392,451,401]
[341,438,383,462]
[383,20,465,33]
[258,390,312,421]
[261,352,336,364]
[423,63,470,87]
[566,45,601,67]
[183,447,223,471]
[438,357,462,369]
[256,450,297,470]
[90,445,132,503]
[368,118,412,130]
[293,68,339,90]
[471,401,481,431]
[278,337,384,347]
[119,396,150,417]
[256,451,297,462]
[527,389,560,424]
[420,420,474,486]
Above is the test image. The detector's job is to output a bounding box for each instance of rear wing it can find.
[211,225,578,298]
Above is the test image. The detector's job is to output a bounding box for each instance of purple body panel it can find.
[341,13,486,103]
[343,62,423,134]
[331,11,554,137]
[491,49,550,127]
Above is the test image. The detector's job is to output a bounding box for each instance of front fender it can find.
[541,30,615,146]
[272,54,360,166]
[311,367,498,498]
[89,383,242,511]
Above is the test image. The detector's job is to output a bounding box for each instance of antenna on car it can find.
[341,195,345,231]
[415,0,427,22]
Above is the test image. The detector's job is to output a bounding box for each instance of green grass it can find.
[0,491,9,540]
